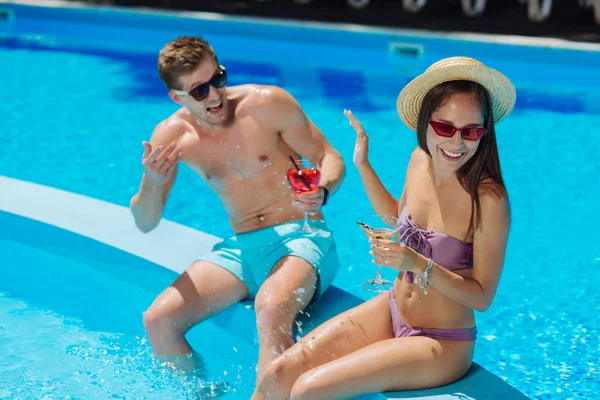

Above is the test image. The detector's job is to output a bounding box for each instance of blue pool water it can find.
[0,234,257,399]
[1,10,600,400]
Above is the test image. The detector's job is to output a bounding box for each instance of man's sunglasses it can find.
[428,120,489,141]
[171,66,227,102]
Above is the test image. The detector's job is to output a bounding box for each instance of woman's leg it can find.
[252,292,393,400]
[290,336,474,400]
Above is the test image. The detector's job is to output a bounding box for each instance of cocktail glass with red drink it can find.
[287,158,321,233]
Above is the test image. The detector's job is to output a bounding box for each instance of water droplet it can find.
[307,341,316,350]
[259,216,265,221]
[236,145,240,149]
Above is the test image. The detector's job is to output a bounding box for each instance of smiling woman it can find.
[425,90,487,165]
[400,56,514,240]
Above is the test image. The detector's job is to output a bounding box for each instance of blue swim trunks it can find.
[198,220,340,302]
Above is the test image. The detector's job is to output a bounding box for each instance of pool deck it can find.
[0,175,529,399]
[117,0,600,44]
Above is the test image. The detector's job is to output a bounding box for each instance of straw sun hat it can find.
[396,56,517,131]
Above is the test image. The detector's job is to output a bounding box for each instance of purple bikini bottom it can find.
[388,289,477,341]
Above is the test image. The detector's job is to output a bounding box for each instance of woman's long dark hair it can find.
[416,80,507,239]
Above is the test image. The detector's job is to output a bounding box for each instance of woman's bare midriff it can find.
[393,270,476,330]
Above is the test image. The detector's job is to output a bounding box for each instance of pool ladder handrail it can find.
[402,0,427,13]
[460,0,487,17]
[521,0,599,24]
[578,0,600,24]
[294,0,372,9]
[517,0,551,22]
[346,0,371,8]
[296,0,598,23]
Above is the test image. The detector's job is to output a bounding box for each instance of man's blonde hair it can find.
[158,36,218,90]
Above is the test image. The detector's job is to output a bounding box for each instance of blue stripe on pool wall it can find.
[1,32,598,115]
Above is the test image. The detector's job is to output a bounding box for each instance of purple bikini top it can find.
[398,207,473,284]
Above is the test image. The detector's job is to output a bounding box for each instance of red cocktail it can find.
[287,168,321,194]
[287,158,321,232]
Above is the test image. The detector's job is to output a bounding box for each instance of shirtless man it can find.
[129,36,345,378]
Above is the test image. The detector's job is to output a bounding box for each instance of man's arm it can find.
[130,121,184,233]
[267,87,346,200]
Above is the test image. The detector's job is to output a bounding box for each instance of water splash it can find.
[64,337,234,399]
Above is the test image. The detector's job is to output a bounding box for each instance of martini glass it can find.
[357,215,401,292]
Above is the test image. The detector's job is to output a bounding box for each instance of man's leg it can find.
[143,260,250,370]
[254,256,318,378]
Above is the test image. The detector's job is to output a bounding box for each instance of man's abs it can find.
[218,173,323,234]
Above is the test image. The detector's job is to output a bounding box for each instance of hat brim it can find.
[396,64,516,131]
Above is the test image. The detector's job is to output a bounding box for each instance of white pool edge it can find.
[0,175,221,274]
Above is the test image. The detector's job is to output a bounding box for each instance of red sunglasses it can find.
[428,120,489,141]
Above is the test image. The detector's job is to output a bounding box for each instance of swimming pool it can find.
[0,208,255,398]
[1,1,599,399]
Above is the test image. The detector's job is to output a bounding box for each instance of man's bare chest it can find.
[184,130,284,180]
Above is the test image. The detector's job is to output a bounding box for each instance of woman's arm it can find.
[370,185,510,312]
[415,188,511,311]
[345,110,413,217]
[356,162,403,217]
